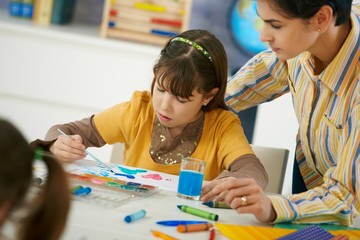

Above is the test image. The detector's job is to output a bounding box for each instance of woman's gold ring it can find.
[240,196,247,206]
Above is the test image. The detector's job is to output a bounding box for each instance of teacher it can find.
[201,0,359,226]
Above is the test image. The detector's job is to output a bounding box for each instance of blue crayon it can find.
[124,209,147,223]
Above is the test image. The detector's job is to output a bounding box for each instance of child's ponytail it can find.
[20,153,70,240]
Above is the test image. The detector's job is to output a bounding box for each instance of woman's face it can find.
[152,80,206,133]
[257,0,320,60]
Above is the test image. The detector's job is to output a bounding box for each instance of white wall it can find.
[0,18,159,161]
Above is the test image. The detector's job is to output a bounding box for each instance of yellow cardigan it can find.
[94,91,253,180]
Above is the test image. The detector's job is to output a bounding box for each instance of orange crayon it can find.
[151,230,178,240]
[177,223,213,233]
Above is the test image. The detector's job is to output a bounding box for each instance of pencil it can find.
[151,230,178,240]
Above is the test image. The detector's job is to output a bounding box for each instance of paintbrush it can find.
[57,128,112,170]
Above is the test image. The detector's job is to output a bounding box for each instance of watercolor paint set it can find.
[67,172,159,209]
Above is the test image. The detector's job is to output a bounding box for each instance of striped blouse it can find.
[225,7,360,226]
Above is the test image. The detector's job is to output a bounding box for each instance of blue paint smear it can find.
[117,166,147,175]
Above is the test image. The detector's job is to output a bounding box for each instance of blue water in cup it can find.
[177,158,206,200]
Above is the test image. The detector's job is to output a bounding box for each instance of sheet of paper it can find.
[65,159,179,192]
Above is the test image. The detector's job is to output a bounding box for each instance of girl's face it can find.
[152,81,207,134]
[257,0,320,60]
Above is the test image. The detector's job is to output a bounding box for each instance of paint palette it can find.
[68,172,159,209]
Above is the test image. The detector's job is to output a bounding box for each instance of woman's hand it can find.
[49,134,87,162]
[201,177,276,223]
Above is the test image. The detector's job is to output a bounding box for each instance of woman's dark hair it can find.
[151,29,229,111]
[267,0,352,26]
[0,119,70,240]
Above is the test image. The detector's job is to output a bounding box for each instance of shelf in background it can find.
[0,8,162,54]
[0,8,98,35]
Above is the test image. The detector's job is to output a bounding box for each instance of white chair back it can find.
[251,144,289,194]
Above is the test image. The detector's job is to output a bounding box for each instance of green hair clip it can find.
[170,37,213,62]
[35,147,44,161]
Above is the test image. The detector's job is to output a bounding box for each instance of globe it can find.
[230,0,268,55]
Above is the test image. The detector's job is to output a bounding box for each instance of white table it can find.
[59,160,268,240]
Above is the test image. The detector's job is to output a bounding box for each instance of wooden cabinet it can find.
[100,0,192,45]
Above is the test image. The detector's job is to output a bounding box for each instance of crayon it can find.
[202,201,231,209]
[124,209,146,223]
[151,230,178,240]
[209,227,215,240]
[177,223,213,233]
[177,205,219,221]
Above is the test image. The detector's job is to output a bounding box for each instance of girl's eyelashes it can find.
[176,96,188,103]
[157,87,165,92]
[156,84,190,103]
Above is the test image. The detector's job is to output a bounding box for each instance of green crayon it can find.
[177,205,219,221]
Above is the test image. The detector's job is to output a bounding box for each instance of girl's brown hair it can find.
[151,29,229,111]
